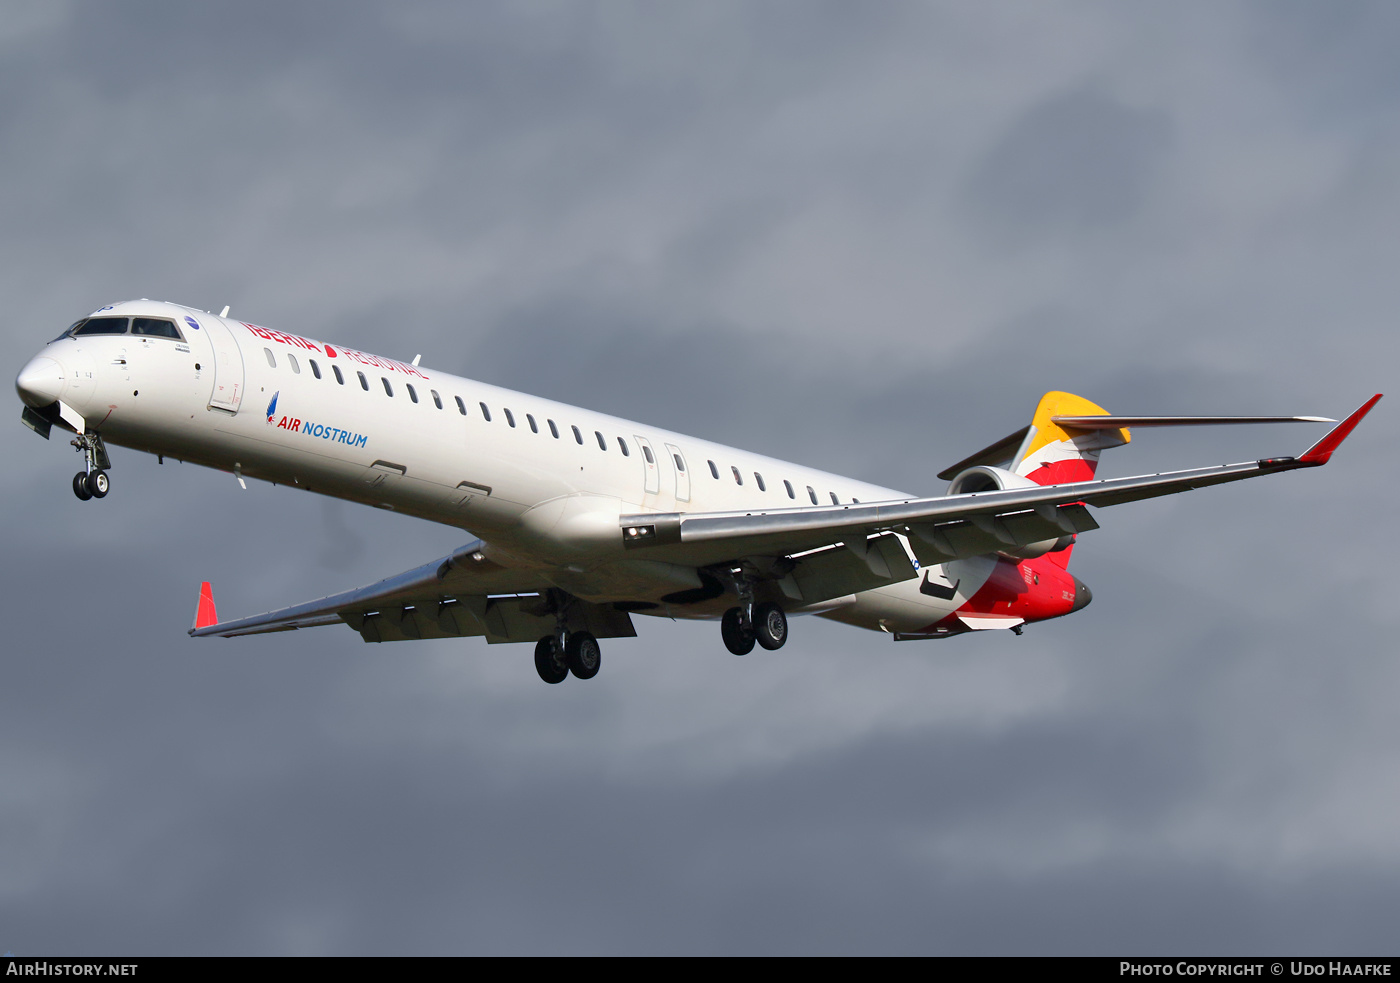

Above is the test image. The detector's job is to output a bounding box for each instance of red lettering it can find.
[276,416,289,430]
[291,418,301,431]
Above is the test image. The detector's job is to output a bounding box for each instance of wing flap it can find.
[790,533,917,605]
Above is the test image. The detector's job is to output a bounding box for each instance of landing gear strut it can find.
[70,432,112,502]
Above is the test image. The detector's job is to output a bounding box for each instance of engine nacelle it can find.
[943,466,1073,559]
[946,465,1038,496]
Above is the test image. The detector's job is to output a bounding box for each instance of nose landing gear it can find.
[69,433,112,502]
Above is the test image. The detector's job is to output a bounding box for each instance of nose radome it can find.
[1070,575,1093,613]
[16,356,65,408]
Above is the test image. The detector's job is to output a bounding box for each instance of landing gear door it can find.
[664,443,690,503]
[634,435,660,496]
[202,316,245,413]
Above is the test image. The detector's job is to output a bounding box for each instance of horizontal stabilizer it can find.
[1051,414,1335,429]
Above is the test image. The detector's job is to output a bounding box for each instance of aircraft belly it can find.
[818,556,999,634]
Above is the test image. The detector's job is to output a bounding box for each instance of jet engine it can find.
[941,465,1074,559]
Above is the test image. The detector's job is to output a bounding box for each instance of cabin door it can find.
[201,315,246,413]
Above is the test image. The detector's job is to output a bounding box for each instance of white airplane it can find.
[15,299,1381,684]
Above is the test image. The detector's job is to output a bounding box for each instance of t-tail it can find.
[1011,391,1130,486]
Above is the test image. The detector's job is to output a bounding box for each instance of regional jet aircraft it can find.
[15,300,1381,683]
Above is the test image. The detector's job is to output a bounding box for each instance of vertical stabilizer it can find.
[1013,391,1130,486]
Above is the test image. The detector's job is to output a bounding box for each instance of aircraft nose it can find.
[16,355,65,408]
[1070,575,1092,613]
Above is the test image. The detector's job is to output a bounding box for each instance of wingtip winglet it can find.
[1299,394,1382,466]
[192,581,219,633]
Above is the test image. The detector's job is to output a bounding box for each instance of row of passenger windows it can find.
[703,459,853,504]
[263,347,859,505]
[263,347,638,456]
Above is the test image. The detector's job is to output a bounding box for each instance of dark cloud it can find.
[3,0,1395,956]
[962,87,1173,239]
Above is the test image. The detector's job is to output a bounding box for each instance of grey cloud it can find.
[2,0,1396,957]
[962,87,1172,240]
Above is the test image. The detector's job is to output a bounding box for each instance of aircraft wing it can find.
[619,394,1382,570]
[190,539,636,644]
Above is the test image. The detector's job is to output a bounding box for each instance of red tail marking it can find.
[1299,394,1382,466]
[194,582,219,630]
[1027,458,1097,486]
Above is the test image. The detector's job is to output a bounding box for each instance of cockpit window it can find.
[131,317,184,340]
[72,317,129,336]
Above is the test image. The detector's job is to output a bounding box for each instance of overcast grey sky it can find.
[2,0,1396,955]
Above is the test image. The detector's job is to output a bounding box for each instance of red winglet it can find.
[1299,394,1382,466]
[193,581,219,630]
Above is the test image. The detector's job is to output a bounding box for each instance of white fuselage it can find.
[20,300,1047,635]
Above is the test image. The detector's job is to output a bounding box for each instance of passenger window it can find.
[333,365,344,385]
[132,317,183,340]
[381,377,393,397]
[572,425,583,445]
[479,402,491,422]
[853,498,860,504]
[431,389,442,409]
[548,419,559,438]
[755,473,766,492]
[288,354,300,374]
[732,466,743,486]
[617,437,629,456]
[784,480,795,499]
[675,455,686,472]
[830,492,839,505]
[73,317,128,336]
[527,414,538,433]
[596,431,607,450]
[807,486,818,505]
[358,371,368,391]
[265,348,277,368]
[642,445,654,464]
[310,360,322,380]
[407,384,418,403]
[708,460,719,479]
[455,396,467,415]
[505,408,516,427]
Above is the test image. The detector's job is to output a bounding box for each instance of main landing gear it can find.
[721,602,788,656]
[70,432,112,502]
[534,630,602,684]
